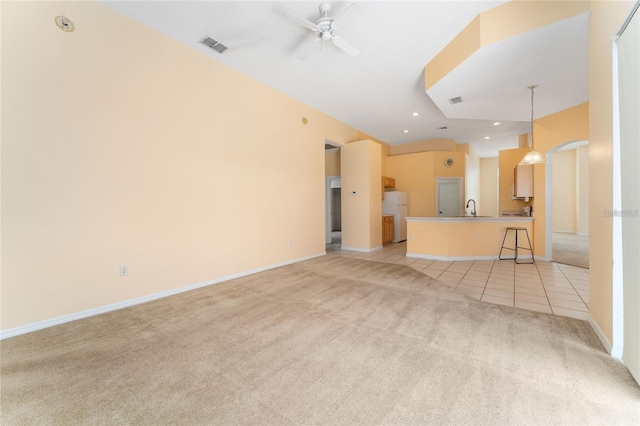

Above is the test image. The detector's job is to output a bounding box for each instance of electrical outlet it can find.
[119,265,128,276]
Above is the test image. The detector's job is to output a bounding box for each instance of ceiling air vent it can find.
[200,37,228,54]
[448,96,463,105]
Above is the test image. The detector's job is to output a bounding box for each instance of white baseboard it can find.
[588,314,617,357]
[406,253,499,261]
[0,252,325,340]
[340,246,382,253]
[406,253,545,263]
[535,255,551,262]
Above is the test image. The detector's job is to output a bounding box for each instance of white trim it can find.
[406,216,533,223]
[406,253,499,261]
[534,255,552,262]
[406,252,549,263]
[611,37,625,361]
[543,141,590,266]
[0,252,326,340]
[588,314,618,358]
[545,152,554,260]
[340,245,383,253]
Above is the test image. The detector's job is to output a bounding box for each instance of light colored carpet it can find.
[552,232,589,269]
[1,256,638,425]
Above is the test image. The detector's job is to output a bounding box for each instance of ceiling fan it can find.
[285,2,363,59]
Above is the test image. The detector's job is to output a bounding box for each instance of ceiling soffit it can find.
[424,0,590,124]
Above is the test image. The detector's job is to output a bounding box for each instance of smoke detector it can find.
[448,96,463,105]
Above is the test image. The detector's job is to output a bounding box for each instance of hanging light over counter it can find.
[520,85,546,165]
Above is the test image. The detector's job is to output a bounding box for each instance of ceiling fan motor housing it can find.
[316,17,334,39]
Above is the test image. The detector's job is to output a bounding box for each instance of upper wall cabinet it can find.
[382,176,395,189]
[381,176,395,199]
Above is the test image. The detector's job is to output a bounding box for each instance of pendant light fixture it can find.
[519,85,546,165]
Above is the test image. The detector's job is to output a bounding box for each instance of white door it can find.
[437,178,462,217]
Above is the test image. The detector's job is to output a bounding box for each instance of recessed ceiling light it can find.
[484,136,491,139]
[493,122,501,126]
[412,112,419,117]
[403,130,409,133]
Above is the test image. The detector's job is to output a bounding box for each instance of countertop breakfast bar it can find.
[406,216,534,261]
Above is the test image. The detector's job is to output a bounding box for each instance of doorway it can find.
[436,177,463,217]
[545,141,589,268]
[324,140,342,247]
[325,176,342,247]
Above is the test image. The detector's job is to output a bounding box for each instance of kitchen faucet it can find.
[466,199,477,217]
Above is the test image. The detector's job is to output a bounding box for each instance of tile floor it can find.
[327,241,590,321]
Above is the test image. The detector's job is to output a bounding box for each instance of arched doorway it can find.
[544,140,589,267]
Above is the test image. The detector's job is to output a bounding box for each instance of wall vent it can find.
[448,96,463,104]
[200,37,228,54]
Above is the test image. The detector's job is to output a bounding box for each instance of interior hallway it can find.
[552,232,590,269]
[327,242,590,321]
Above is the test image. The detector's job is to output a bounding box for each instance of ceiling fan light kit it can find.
[285,2,363,59]
[519,84,546,165]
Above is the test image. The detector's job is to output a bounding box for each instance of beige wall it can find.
[1,2,370,331]
[463,145,480,215]
[479,158,499,217]
[325,149,341,177]
[389,139,456,156]
[341,140,381,251]
[576,145,589,235]
[588,0,636,343]
[529,103,589,259]
[498,147,532,216]
[387,151,465,217]
[552,149,577,232]
[387,152,433,217]
[407,219,533,259]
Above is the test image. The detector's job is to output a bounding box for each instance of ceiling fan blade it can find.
[296,37,321,60]
[284,11,319,33]
[332,2,363,30]
[331,36,361,58]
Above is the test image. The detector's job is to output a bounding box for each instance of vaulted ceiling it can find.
[100,1,589,158]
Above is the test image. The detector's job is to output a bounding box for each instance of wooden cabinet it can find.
[381,176,396,199]
[514,165,533,198]
[382,215,394,245]
[382,176,395,189]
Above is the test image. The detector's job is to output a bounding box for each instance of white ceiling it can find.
[99,1,589,158]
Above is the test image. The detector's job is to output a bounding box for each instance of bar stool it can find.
[499,227,534,264]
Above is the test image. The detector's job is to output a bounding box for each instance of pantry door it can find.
[436,177,462,217]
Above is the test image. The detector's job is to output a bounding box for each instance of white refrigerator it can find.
[382,191,408,243]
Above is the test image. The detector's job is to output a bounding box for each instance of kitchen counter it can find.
[406,216,533,260]
[407,216,532,222]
